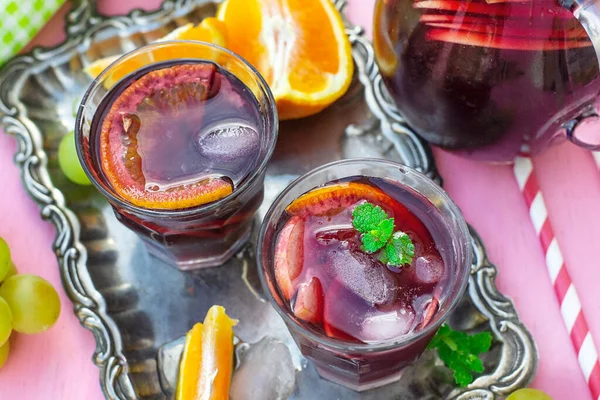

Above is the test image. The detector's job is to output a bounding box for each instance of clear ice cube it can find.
[196,119,259,162]
[328,250,395,305]
[361,305,416,343]
[414,254,444,284]
[324,283,415,343]
[230,337,296,400]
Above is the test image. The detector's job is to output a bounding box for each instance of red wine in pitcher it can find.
[374,0,600,162]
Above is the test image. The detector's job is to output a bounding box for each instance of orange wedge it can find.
[176,306,238,400]
[85,18,228,87]
[176,323,204,400]
[216,0,354,120]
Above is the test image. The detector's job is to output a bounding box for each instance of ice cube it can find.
[328,249,395,305]
[324,282,415,343]
[230,337,296,400]
[414,254,444,284]
[361,305,416,343]
[196,119,259,162]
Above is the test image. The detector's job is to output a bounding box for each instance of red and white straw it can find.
[514,156,600,400]
[593,152,600,168]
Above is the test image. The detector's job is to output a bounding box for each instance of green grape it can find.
[0,297,12,346]
[0,274,61,334]
[3,261,17,282]
[0,237,10,282]
[507,388,552,400]
[58,132,91,186]
[0,340,8,369]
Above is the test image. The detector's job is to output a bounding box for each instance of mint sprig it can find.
[351,202,415,266]
[427,325,493,387]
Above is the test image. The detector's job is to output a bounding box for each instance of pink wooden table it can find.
[0,0,598,399]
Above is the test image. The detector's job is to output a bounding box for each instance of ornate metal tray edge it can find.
[0,1,537,399]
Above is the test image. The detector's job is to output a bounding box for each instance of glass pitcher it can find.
[374,0,600,162]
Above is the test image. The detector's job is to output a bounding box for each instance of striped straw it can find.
[593,152,600,168]
[514,156,600,400]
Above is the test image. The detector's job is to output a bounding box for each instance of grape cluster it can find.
[0,237,61,369]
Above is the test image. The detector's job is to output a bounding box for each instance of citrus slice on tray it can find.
[84,17,228,87]
[99,63,233,210]
[216,0,354,120]
[176,306,237,400]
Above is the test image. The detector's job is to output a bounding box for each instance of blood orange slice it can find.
[286,181,433,239]
[286,182,401,217]
[99,63,233,210]
[274,216,305,300]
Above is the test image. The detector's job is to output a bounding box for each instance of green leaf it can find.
[382,231,415,266]
[351,201,415,263]
[361,218,394,253]
[428,325,493,387]
[352,203,388,233]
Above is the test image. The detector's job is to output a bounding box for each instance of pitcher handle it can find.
[564,103,600,150]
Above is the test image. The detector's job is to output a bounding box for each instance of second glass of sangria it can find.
[257,159,472,391]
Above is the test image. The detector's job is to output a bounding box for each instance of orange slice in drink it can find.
[85,18,228,87]
[216,0,354,120]
[176,306,237,400]
[274,216,305,300]
[286,182,401,217]
[99,63,233,209]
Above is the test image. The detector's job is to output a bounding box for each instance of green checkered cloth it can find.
[0,0,65,67]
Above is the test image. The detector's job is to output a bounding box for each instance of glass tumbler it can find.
[76,41,278,269]
[257,158,472,391]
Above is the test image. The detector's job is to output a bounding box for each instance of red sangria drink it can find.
[76,41,277,269]
[374,0,600,162]
[257,159,471,391]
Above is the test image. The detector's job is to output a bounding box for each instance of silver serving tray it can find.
[0,0,537,399]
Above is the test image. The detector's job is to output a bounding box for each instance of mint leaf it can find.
[361,218,394,253]
[382,231,415,266]
[352,203,388,233]
[427,325,493,387]
[351,201,415,265]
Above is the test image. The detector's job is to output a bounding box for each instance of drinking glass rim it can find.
[256,158,472,353]
[75,40,279,217]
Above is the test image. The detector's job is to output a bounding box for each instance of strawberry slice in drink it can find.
[293,277,324,324]
[274,216,305,300]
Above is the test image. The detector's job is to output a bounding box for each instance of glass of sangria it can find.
[76,41,278,269]
[374,0,600,162]
[257,158,472,391]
